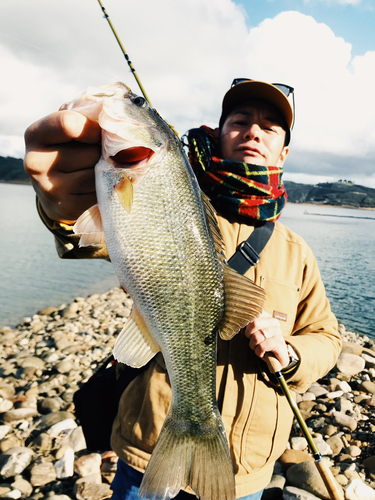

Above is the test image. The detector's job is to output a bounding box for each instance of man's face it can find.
[219,100,289,167]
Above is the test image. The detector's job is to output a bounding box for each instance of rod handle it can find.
[264,353,283,374]
[315,459,344,500]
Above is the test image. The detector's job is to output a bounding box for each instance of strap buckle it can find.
[239,241,260,267]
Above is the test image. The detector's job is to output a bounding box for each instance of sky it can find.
[1,0,375,187]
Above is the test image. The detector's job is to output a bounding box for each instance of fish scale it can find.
[72,82,266,500]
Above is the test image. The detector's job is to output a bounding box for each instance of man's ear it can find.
[276,146,289,168]
[212,127,220,139]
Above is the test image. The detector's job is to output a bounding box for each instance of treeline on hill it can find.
[1,156,375,209]
[0,156,30,184]
[284,181,375,209]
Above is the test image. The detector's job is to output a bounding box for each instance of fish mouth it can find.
[111,147,154,167]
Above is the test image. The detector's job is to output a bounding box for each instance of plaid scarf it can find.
[187,126,287,223]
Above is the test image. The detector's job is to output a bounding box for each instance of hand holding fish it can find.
[245,311,290,368]
[24,109,101,223]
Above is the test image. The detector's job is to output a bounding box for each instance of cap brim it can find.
[221,81,293,130]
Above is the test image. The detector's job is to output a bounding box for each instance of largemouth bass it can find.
[70,82,266,500]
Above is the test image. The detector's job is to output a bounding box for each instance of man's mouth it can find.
[238,146,262,157]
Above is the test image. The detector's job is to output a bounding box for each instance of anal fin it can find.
[113,307,160,368]
[217,263,266,340]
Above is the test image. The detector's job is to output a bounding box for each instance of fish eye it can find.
[131,96,146,107]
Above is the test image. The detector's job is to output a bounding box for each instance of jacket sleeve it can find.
[281,244,341,393]
[36,198,110,261]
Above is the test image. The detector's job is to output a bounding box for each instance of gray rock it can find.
[344,478,375,500]
[306,384,328,398]
[54,448,75,478]
[362,353,375,369]
[336,353,365,376]
[35,411,75,431]
[341,342,363,356]
[291,437,308,452]
[0,436,23,453]
[1,489,22,499]
[0,447,35,478]
[335,397,354,413]
[0,386,16,399]
[314,436,332,456]
[0,399,13,413]
[0,425,12,440]
[3,408,39,423]
[287,460,340,500]
[359,381,375,395]
[283,486,322,499]
[74,473,112,500]
[61,426,87,452]
[74,453,102,478]
[332,411,358,431]
[11,476,33,497]
[29,460,57,487]
[55,360,74,374]
[306,417,326,431]
[21,356,46,370]
[30,432,53,453]
[326,435,344,456]
[38,397,64,414]
[48,418,77,437]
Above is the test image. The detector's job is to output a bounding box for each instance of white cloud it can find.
[0,1,374,187]
[304,0,361,5]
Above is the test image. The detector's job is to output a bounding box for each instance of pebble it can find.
[54,448,75,478]
[2,295,375,499]
[337,352,366,376]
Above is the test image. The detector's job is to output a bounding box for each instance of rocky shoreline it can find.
[0,288,375,500]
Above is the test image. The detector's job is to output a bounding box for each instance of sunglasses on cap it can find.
[231,78,295,129]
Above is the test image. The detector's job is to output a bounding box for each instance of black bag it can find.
[73,355,148,452]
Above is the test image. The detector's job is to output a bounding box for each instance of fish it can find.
[70,82,266,500]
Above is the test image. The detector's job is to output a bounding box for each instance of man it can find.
[24,79,341,500]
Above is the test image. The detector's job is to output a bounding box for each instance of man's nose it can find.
[244,123,261,141]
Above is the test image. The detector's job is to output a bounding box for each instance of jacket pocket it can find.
[240,377,294,472]
[259,276,300,337]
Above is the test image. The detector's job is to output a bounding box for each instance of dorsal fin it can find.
[113,306,161,368]
[217,263,266,340]
[200,191,225,255]
[73,204,106,247]
[200,190,266,339]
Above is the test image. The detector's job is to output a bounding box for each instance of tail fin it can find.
[138,412,235,500]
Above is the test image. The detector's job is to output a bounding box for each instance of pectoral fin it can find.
[73,204,105,247]
[115,175,133,212]
[217,263,266,340]
[113,307,161,368]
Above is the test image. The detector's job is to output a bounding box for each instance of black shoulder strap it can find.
[227,221,274,274]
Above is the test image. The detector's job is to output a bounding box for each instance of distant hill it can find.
[284,181,375,209]
[1,155,375,209]
[0,156,30,184]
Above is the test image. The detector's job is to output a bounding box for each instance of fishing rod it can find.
[265,354,343,500]
[96,0,152,106]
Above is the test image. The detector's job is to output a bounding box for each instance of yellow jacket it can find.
[38,203,340,497]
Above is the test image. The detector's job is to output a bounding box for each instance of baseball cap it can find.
[220,79,295,135]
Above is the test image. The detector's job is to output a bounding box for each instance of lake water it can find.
[1,183,374,338]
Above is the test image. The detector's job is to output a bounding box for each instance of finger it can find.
[37,188,98,223]
[25,110,101,148]
[248,329,271,351]
[25,141,101,176]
